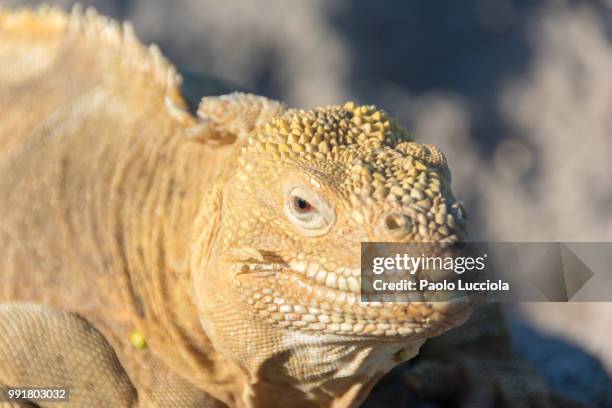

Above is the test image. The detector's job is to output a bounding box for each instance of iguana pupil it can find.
[294,197,312,212]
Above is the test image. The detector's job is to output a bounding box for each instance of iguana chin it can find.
[0,6,554,408]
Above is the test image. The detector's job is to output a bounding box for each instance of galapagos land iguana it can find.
[0,5,564,408]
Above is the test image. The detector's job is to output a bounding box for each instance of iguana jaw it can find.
[203,251,473,407]
[232,253,474,340]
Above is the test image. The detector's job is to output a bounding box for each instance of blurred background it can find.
[2,0,612,403]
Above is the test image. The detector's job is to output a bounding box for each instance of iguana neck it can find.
[109,129,245,403]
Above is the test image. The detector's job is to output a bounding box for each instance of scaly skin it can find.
[0,6,566,408]
[189,97,477,407]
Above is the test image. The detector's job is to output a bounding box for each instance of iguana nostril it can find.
[383,213,412,237]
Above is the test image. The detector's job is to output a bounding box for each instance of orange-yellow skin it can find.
[0,6,547,408]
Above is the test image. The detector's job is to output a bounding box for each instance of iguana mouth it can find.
[288,260,363,293]
[235,258,475,338]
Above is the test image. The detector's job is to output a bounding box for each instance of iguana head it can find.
[193,101,473,347]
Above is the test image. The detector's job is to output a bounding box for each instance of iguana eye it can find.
[293,196,314,213]
[285,186,335,236]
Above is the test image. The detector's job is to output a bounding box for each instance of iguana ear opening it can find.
[182,92,286,146]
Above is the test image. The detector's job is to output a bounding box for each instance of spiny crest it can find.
[0,4,190,121]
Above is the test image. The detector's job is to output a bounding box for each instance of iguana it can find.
[0,5,567,408]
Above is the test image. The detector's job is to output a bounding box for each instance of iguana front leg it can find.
[0,304,137,408]
[0,304,226,408]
